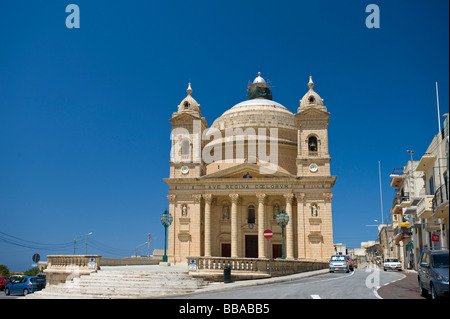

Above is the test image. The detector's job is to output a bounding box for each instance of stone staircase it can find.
[27,266,209,299]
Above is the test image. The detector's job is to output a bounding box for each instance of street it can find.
[0,268,429,300]
[170,268,423,299]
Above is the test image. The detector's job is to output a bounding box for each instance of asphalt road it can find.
[171,268,409,299]
[0,268,427,300]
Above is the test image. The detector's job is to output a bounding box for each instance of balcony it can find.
[393,226,411,244]
[390,168,404,187]
[433,184,449,218]
[416,154,435,172]
[392,192,410,207]
[417,195,434,219]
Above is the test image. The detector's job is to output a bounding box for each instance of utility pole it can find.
[148,233,152,257]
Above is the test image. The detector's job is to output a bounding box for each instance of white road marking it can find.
[311,295,321,299]
[374,272,406,299]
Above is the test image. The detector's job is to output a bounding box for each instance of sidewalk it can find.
[377,270,425,299]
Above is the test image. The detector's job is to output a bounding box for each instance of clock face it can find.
[181,166,189,174]
[309,163,318,172]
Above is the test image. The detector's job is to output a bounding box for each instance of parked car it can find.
[4,276,46,296]
[0,276,11,291]
[418,249,449,299]
[345,255,354,271]
[329,255,350,273]
[383,258,402,271]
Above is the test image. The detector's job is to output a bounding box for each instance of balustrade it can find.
[45,255,102,286]
[187,256,327,280]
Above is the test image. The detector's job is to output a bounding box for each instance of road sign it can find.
[88,257,96,269]
[32,253,40,263]
[263,229,273,240]
[432,234,440,242]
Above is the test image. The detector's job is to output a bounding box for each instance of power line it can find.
[89,239,132,257]
[0,231,73,252]
[0,230,142,258]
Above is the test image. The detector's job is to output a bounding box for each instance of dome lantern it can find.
[247,72,272,100]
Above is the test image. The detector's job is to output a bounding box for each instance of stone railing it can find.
[187,256,328,281]
[44,255,102,286]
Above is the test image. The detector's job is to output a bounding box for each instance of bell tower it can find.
[169,83,207,178]
[295,76,331,177]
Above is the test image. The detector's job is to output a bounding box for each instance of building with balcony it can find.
[416,114,449,252]
[389,160,425,269]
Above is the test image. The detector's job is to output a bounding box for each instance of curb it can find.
[185,268,330,295]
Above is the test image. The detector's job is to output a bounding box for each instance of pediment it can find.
[296,107,330,119]
[202,162,295,179]
[170,112,206,125]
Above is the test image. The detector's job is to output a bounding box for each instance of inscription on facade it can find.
[172,184,291,190]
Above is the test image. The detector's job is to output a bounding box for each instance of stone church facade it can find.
[164,73,336,264]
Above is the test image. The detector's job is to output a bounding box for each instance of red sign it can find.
[432,234,440,242]
[263,229,273,240]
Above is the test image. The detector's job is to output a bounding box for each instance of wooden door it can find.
[245,235,258,258]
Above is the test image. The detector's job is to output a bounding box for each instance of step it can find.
[28,268,209,299]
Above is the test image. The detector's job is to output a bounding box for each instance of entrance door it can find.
[245,235,258,258]
[221,243,231,257]
[272,244,282,259]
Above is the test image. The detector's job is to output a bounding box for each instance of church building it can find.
[164,73,336,264]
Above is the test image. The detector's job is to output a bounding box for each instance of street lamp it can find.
[276,207,289,260]
[73,232,93,255]
[160,209,173,262]
[148,233,152,257]
[136,242,148,257]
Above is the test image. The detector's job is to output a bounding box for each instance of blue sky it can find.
[0,0,448,271]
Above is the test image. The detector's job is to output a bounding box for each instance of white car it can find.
[329,255,350,273]
[383,258,402,271]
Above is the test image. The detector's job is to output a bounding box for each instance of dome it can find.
[247,72,272,100]
[211,98,295,131]
[177,82,200,113]
[299,76,326,111]
[253,72,266,84]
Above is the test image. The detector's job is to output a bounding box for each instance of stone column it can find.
[322,192,334,261]
[167,194,176,263]
[256,193,267,258]
[296,193,306,259]
[191,194,203,257]
[203,194,213,257]
[229,193,239,258]
[284,193,295,260]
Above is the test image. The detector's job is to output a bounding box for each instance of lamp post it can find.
[276,207,289,259]
[73,232,93,255]
[148,233,152,257]
[136,242,148,257]
[160,209,173,263]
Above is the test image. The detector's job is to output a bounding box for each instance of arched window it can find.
[309,96,315,103]
[248,205,255,224]
[184,101,190,109]
[308,136,318,152]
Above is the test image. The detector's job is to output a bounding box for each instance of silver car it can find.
[418,249,449,299]
[329,255,350,273]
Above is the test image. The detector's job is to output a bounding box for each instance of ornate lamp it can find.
[160,209,173,262]
[276,208,289,259]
